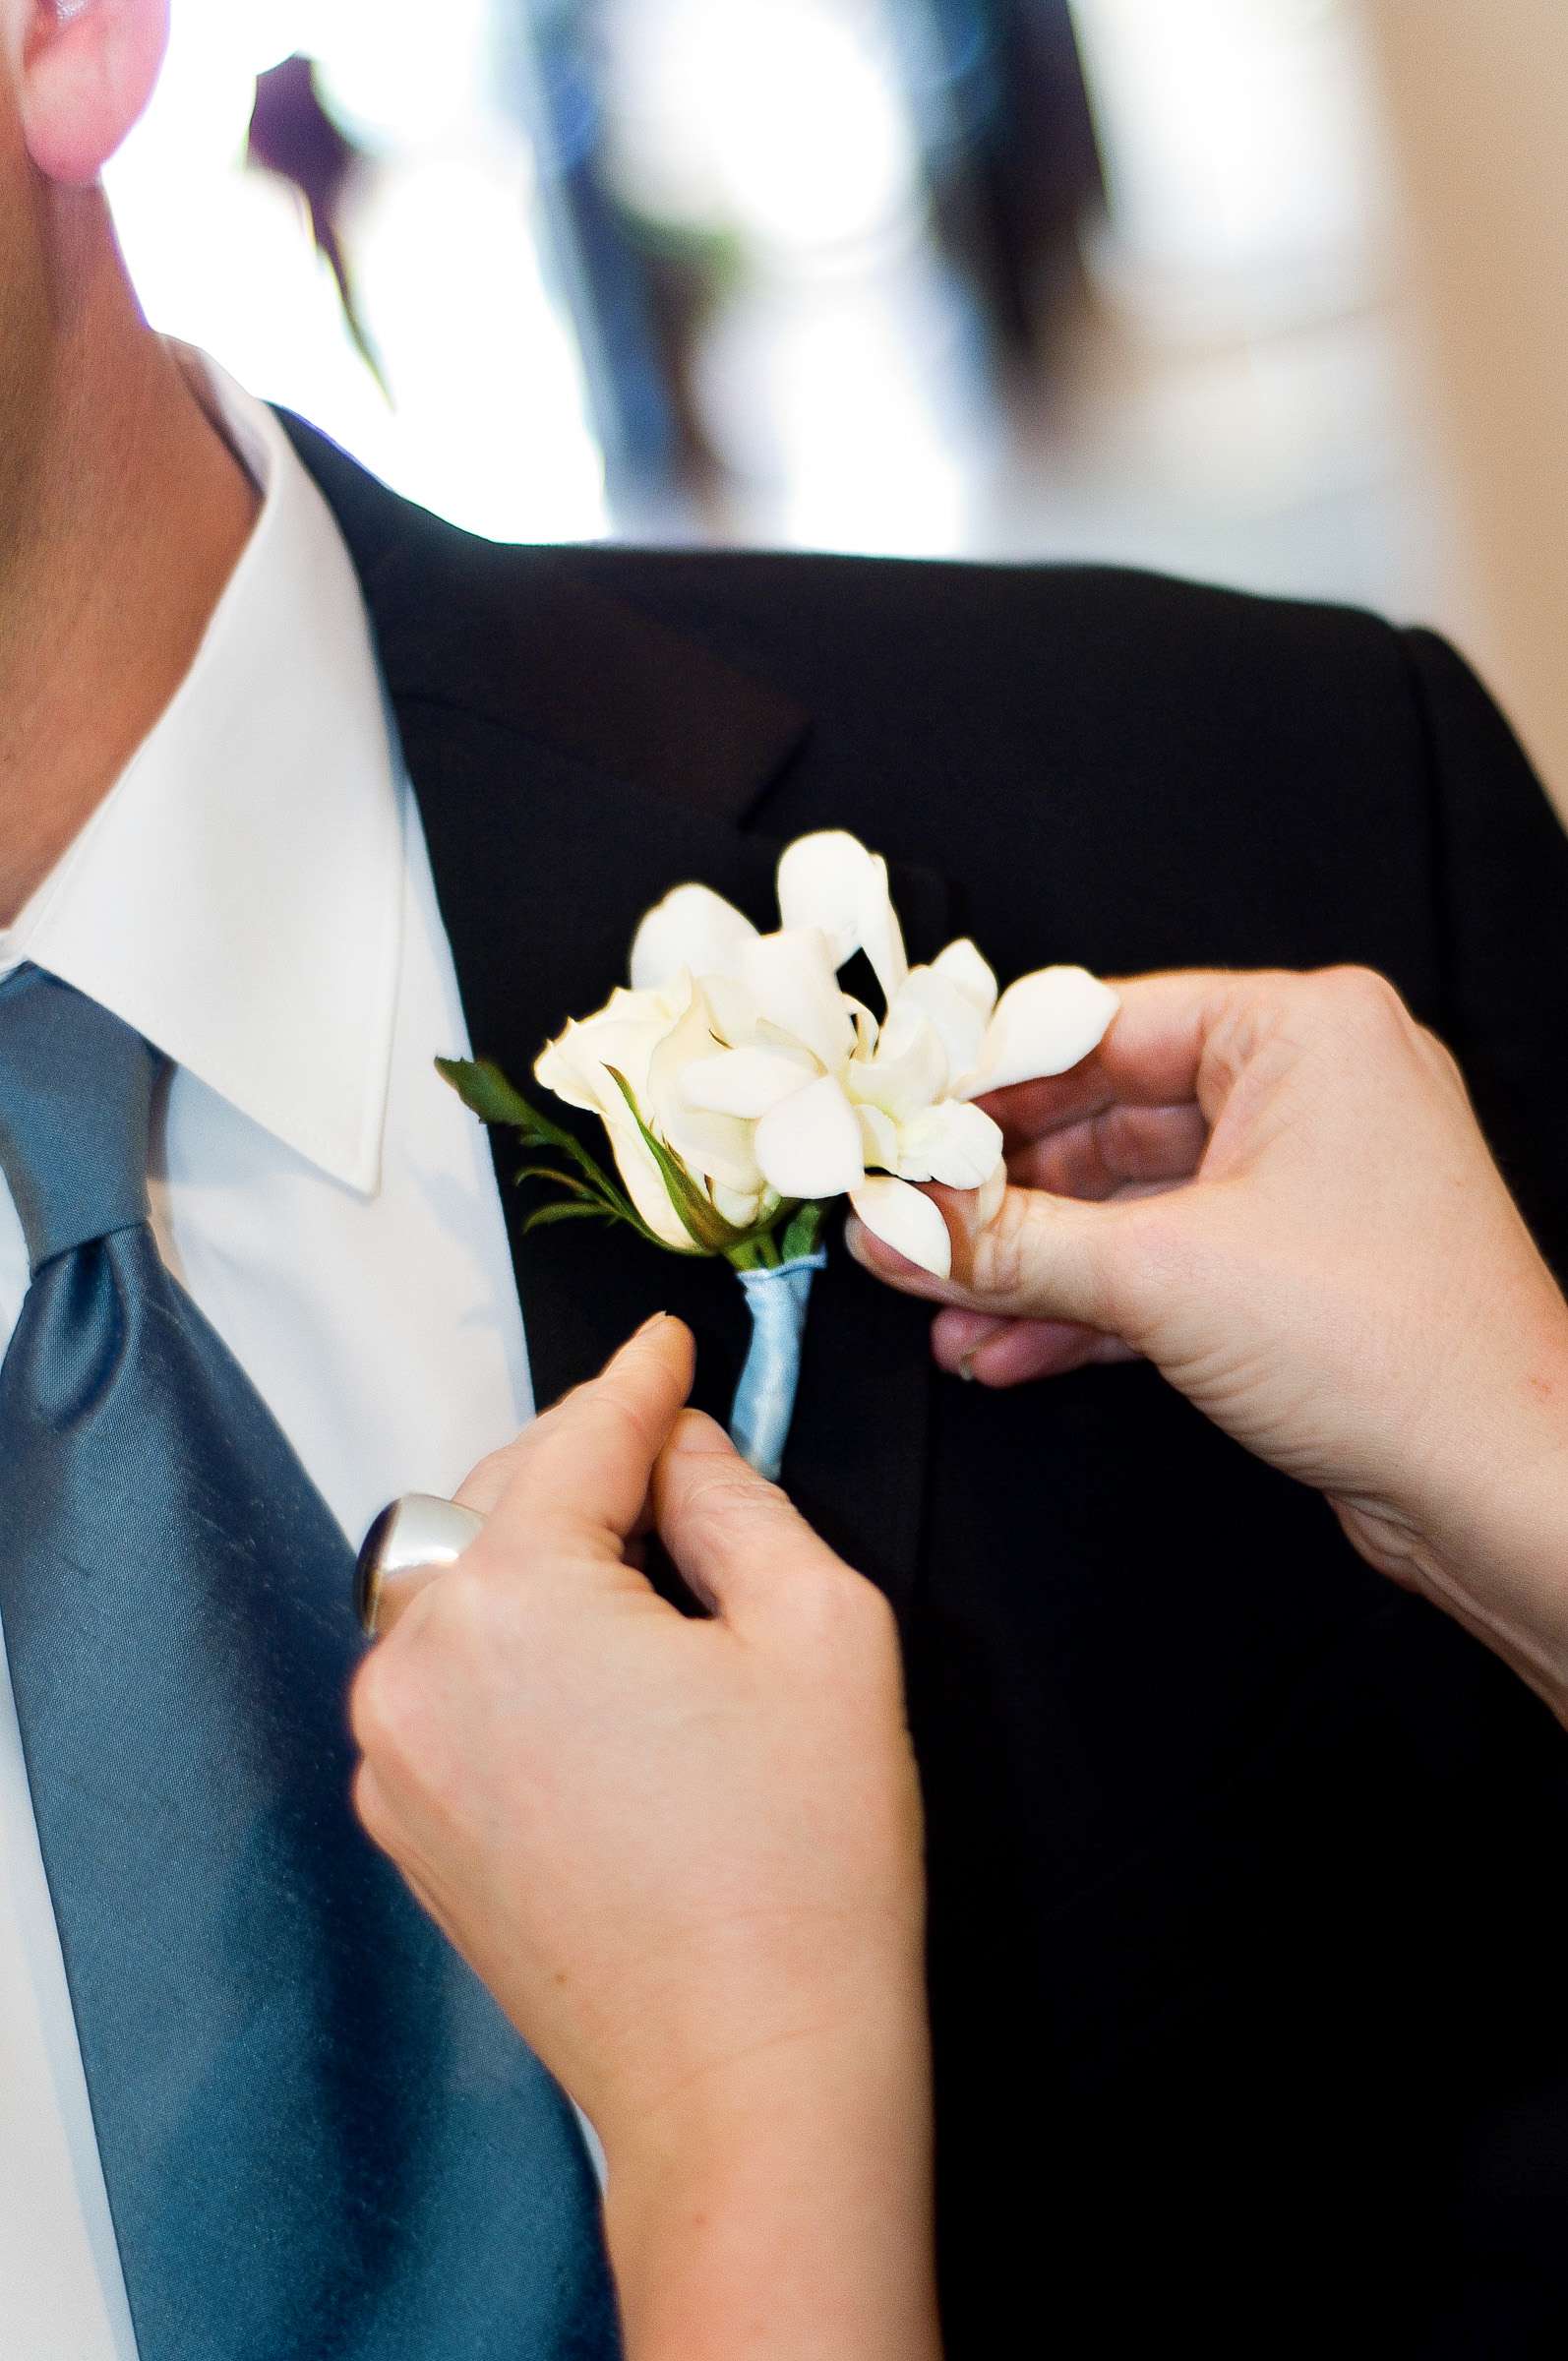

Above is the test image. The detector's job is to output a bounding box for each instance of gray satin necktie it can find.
[0,965,617,2360]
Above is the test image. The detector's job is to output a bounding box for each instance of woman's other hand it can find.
[850,965,1568,1720]
[349,1315,936,2361]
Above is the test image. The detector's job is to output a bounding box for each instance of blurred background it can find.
[106,1,1568,799]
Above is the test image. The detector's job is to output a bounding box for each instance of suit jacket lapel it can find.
[285,412,942,1609]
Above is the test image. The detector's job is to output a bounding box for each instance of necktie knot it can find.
[0,966,157,1271]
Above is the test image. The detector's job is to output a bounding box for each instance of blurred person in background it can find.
[4,2,1568,2357]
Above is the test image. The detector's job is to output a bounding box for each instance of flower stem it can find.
[727,1232,782,1274]
[779,1200,827,1262]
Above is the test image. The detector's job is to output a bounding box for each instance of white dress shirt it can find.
[0,356,536,2361]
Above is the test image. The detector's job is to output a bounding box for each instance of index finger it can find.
[981,968,1276,1142]
[469,1313,697,1561]
[652,1410,869,1628]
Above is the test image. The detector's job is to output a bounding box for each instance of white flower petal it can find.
[647,986,763,1194]
[844,996,880,1057]
[849,1176,951,1279]
[856,1102,900,1171]
[859,860,910,1008]
[562,1079,701,1249]
[754,1073,865,1200]
[776,830,877,965]
[535,985,683,1113]
[845,999,948,1121]
[959,967,1120,1097]
[893,1099,1004,1189]
[702,974,762,1047]
[739,929,857,1072]
[893,965,989,1083]
[776,829,909,1004]
[533,1031,594,1115]
[712,1180,767,1230]
[681,1043,819,1119]
[537,984,708,1249]
[606,980,689,1027]
[631,883,757,991]
[932,937,998,1015]
[641,968,717,1071]
[658,1107,764,1195]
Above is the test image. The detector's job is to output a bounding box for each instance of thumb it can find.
[652,1411,856,1623]
[475,1312,696,1559]
[849,1181,1137,1330]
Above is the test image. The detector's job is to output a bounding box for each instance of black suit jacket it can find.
[286,414,1568,2357]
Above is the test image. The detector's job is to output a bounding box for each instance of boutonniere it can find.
[440,830,1117,1479]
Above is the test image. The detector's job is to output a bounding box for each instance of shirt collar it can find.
[0,349,404,1195]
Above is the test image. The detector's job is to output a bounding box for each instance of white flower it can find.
[536,975,774,1250]
[538,829,1118,1276]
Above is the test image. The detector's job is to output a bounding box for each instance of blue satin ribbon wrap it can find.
[729,1248,829,1482]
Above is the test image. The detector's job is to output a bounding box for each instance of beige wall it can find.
[1365,0,1568,811]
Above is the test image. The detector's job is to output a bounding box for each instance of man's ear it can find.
[21,0,169,187]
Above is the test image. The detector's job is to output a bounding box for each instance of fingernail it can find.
[666,1409,729,1455]
[949,1320,1010,1383]
[633,1310,671,1338]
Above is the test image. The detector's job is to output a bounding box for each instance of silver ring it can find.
[355,1493,484,1638]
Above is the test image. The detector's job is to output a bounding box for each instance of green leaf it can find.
[522,1200,620,1234]
[605,1066,732,1255]
[437,1056,541,1131]
[437,1054,665,1247]
[516,1165,598,1198]
[440,1056,610,1183]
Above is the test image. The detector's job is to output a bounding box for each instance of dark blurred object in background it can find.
[248,54,386,395]
[893,1,1104,379]
[512,0,721,515]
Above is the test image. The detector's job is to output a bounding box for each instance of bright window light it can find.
[107,0,607,543]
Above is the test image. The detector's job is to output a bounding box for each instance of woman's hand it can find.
[849,965,1568,1720]
[349,1316,936,2361]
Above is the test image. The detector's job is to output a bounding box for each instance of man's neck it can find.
[0,208,259,926]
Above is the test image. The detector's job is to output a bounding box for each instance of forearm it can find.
[1411,1420,1568,1727]
[602,2007,940,2361]
[1349,1296,1568,1724]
